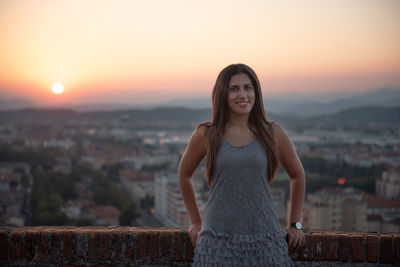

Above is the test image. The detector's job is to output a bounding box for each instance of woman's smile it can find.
[237,101,250,107]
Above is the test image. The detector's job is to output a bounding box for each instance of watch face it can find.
[295,222,302,229]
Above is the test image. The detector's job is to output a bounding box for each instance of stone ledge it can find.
[0,227,399,266]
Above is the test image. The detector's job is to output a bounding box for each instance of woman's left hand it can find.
[284,227,305,250]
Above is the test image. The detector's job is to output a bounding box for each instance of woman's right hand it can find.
[188,221,202,247]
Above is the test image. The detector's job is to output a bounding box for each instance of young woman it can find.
[178,63,305,266]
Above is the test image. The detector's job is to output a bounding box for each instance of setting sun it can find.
[52,82,64,94]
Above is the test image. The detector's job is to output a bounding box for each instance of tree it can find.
[120,203,140,226]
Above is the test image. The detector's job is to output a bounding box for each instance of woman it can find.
[178,63,305,266]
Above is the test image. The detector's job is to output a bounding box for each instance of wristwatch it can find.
[290,221,302,230]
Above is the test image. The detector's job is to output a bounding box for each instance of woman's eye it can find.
[245,86,252,90]
[229,87,238,91]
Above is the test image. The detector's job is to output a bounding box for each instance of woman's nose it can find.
[238,88,246,98]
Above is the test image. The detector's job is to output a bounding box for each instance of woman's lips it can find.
[237,101,249,107]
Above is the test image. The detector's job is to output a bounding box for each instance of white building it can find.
[124,154,179,171]
[154,172,206,227]
[43,139,75,150]
[376,169,400,200]
[303,187,368,231]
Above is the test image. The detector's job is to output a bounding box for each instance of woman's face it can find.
[226,73,255,116]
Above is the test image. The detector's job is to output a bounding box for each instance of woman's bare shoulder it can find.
[271,121,284,132]
[270,121,287,143]
[194,121,212,138]
[191,122,212,149]
[179,123,211,177]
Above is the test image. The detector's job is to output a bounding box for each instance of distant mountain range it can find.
[0,105,399,126]
[0,98,37,111]
[264,86,400,118]
[311,105,400,124]
[164,86,400,118]
[0,86,399,119]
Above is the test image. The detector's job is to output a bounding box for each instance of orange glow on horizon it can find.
[0,0,399,106]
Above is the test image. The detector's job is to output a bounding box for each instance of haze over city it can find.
[0,0,399,108]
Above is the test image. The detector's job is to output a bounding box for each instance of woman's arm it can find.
[272,122,306,249]
[178,125,207,225]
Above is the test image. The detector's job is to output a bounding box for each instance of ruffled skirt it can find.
[192,227,295,267]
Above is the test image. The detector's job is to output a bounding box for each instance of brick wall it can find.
[0,226,399,266]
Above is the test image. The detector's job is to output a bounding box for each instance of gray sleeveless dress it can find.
[192,137,295,266]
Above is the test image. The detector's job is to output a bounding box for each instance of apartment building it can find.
[303,187,367,231]
[376,168,400,200]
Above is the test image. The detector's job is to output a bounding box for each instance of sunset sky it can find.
[0,0,399,106]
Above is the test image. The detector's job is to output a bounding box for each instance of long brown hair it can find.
[197,63,280,188]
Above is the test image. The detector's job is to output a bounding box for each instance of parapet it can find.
[1,226,399,266]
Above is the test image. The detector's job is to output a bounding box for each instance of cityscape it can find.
[1,97,399,234]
